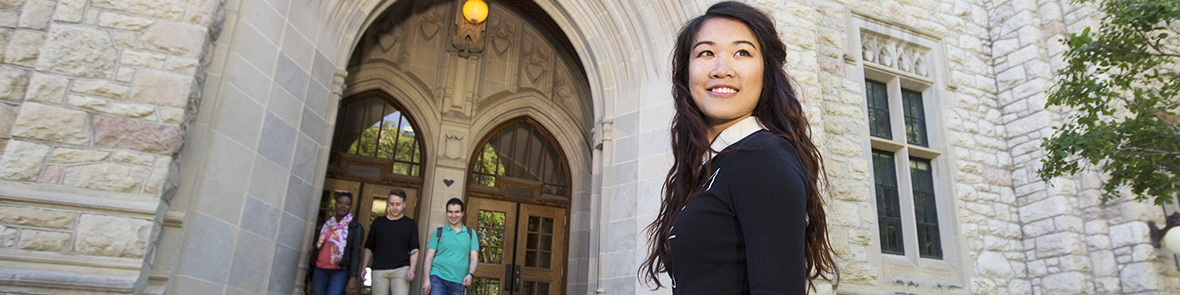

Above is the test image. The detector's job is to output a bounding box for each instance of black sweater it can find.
[365,216,420,270]
[668,130,808,295]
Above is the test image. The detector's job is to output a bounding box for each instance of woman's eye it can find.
[696,50,714,57]
[736,49,751,57]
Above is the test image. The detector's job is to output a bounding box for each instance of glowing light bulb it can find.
[463,0,488,24]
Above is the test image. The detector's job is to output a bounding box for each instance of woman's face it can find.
[688,17,764,129]
[335,196,352,217]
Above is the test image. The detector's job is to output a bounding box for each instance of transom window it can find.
[866,80,892,139]
[902,89,929,147]
[469,118,570,202]
[330,91,423,177]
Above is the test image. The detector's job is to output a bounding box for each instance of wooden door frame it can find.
[464,196,570,295]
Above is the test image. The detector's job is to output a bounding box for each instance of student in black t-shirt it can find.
[638,2,839,294]
[362,189,420,295]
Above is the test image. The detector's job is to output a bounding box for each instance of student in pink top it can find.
[308,193,365,295]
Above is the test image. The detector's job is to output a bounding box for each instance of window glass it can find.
[470,120,569,197]
[910,158,942,259]
[866,80,892,139]
[902,89,928,147]
[331,94,423,176]
[872,150,904,255]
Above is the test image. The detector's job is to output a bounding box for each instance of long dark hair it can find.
[639,1,838,291]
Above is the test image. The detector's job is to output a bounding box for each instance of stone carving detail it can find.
[491,20,516,57]
[553,64,576,111]
[420,9,443,41]
[376,23,400,54]
[451,1,485,57]
[359,17,405,65]
[523,44,546,83]
[476,17,518,100]
[519,33,552,92]
[444,131,464,160]
[861,32,929,77]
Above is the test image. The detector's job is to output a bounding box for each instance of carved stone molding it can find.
[861,30,930,77]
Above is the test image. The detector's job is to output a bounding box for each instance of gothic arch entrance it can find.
[325,0,593,293]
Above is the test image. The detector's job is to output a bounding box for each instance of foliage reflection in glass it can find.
[477,210,506,264]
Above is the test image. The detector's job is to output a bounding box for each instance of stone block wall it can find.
[0,0,221,292]
[783,0,1033,292]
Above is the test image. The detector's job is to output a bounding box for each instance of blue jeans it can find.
[429,275,465,295]
[312,267,349,295]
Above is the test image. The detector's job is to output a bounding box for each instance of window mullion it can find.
[887,77,905,144]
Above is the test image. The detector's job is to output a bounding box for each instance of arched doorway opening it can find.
[464,117,570,295]
[316,90,427,291]
[332,0,593,293]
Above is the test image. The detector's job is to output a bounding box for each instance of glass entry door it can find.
[466,197,567,295]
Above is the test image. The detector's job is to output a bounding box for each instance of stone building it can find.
[0,0,1176,294]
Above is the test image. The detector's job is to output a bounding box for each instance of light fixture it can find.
[463,0,488,25]
[1149,212,1180,255]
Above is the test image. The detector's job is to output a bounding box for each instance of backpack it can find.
[435,226,474,251]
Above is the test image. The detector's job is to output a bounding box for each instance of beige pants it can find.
[370,266,411,295]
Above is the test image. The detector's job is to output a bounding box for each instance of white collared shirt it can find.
[704,116,767,163]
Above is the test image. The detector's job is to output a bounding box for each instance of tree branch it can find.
[1116,145,1180,155]
[1137,30,1180,58]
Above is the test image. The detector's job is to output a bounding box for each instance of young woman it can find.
[308,192,364,295]
[640,2,838,294]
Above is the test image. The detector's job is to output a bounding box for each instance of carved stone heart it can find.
[525,63,544,82]
[420,22,439,40]
[378,33,397,52]
[493,37,510,55]
[444,179,454,187]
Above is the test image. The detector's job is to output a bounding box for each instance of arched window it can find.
[469,118,570,203]
[329,91,423,179]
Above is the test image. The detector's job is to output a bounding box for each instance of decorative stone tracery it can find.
[861,30,930,77]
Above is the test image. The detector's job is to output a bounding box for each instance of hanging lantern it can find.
[1151,212,1180,255]
[463,0,488,25]
[1164,228,1180,255]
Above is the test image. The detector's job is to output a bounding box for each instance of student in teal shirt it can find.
[422,198,480,295]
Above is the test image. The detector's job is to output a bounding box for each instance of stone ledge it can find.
[0,179,157,217]
[0,266,135,293]
[164,208,184,226]
[0,248,141,270]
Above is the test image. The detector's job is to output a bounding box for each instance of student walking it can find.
[308,193,364,295]
[361,189,420,295]
[422,198,479,295]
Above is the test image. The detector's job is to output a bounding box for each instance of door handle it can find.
[513,264,522,292]
[503,264,513,291]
